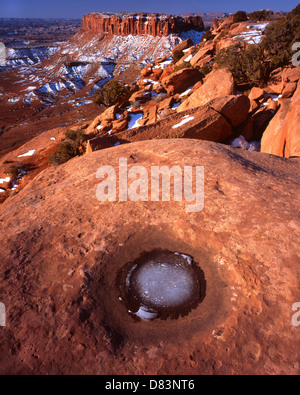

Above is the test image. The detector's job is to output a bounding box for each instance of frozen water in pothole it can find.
[118,250,205,321]
[133,261,196,308]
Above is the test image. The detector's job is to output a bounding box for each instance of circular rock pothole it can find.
[117,250,206,321]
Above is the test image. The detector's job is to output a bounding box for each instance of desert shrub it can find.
[49,142,75,165]
[199,61,214,76]
[153,93,169,103]
[215,43,269,87]
[6,163,32,187]
[260,7,300,68]
[215,4,300,87]
[64,129,87,152]
[93,80,130,107]
[7,164,21,184]
[233,11,248,24]
[174,61,191,72]
[290,3,300,15]
[248,10,271,22]
[49,129,87,165]
[172,49,184,64]
[202,30,215,42]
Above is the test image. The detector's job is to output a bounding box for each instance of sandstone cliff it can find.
[81,12,204,37]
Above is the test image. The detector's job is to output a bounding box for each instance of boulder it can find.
[261,99,292,157]
[157,97,174,112]
[266,98,279,112]
[99,105,117,123]
[248,87,265,102]
[209,95,250,127]
[175,106,232,142]
[265,68,284,94]
[112,118,128,132]
[285,103,300,157]
[140,66,153,78]
[149,68,163,81]
[86,136,115,153]
[129,89,152,103]
[265,66,300,95]
[160,64,175,80]
[86,105,118,133]
[195,54,213,68]
[251,107,275,141]
[282,66,300,83]
[177,68,236,112]
[112,95,252,144]
[282,82,297,98]
[261,82,300,158]
[249,99,260,114]
[98,120,113,133]
[190,43,214,68]
[161,68,202,95]
[172,38,193,55]
[142,105,158,126]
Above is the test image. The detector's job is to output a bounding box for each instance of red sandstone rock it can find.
[0,139,299,375]
[282,66,300,83]
[285,103,300,157]
[177,68,236,112]
[86,136,115,153]
[81,13,204,37]
[172,39,193,54]
[140,66,153,78]
[249,87,265,102]
[161,68,202,95]
[209,95,250,127]
[108,95,251,144]
[260,92,300,158]
[190,43,214,68]
[282,82,297,98]
[112,118,128,132]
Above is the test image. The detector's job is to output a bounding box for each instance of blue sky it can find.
[0,0,299,18]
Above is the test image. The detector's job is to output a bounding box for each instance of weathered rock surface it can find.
[161,68,202,95]
[92,95,249,145]
[261,83,300,157]
[190,42,214,67]
[81,12,204,37]
[177,69,236,112]
[0,139,299,375]
[172,38,193,54]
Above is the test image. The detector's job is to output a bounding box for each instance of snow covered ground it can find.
[18,149,35,158]
[232,22,270,44]
[180,30,205,45]
[172,115,195,129]
[4,45,60,69]
[128,113,143,129]
[231,136,260,152]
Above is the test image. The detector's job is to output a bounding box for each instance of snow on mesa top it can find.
[89,12,171,19]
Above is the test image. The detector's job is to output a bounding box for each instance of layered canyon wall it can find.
[81,12,204,37]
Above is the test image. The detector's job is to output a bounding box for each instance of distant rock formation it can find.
[81,12,204,37]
